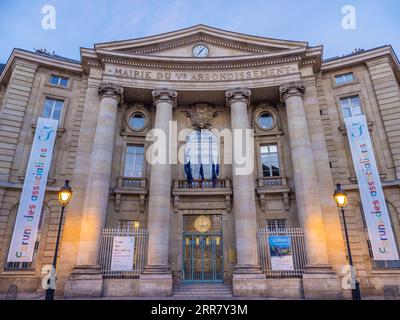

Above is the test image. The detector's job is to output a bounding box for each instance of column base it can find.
[302,264,343,300]
[64,265,103,298]
[138,265,173,297]
[232,264,266,297]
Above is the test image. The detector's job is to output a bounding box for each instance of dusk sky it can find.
[0,0,399,63]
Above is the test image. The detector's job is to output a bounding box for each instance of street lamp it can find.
[45,180,73,300]
[333,183,361,300]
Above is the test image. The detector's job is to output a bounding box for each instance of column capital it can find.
[279,81,306,103]
[225,87,251,106]
[98,82,124,104]
[152,88,178,107]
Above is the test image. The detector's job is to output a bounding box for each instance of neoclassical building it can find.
[0,25,400,299]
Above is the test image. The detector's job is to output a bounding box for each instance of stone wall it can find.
[318,57,400,296]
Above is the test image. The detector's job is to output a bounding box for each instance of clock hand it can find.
[197,47,205,56]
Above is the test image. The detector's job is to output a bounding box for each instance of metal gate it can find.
[182,232,223,283]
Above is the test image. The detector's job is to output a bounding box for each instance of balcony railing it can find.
[258,176,287,187]
[116,176,147,189]
[371,259,400,270]
[173,178,231,189]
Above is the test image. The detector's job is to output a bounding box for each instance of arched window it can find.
[185,130,219,179]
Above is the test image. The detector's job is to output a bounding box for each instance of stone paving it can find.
[0,292,389,300]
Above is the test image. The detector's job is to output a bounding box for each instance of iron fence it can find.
[99,228,148,278]
[257,227,307,278]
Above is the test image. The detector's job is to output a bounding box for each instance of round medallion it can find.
[194,215,211,233]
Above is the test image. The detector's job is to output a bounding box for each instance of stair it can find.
[173,283,233,299]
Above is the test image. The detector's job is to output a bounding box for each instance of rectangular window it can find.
[260,144,280,177]
[340,95,362,118]
[42,97,64,121]
[267,219,287,231]
[118,220,140,230]
[49,75,69,87]
[335,72,354,85]
[124,145,144,177]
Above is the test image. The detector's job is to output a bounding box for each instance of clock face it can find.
[194,215,211,233]
[193,45,209,57]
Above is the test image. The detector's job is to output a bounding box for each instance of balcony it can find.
[116,176,147,189]
[257,176,287,188]
[256,176,290,212]
[172,178,233,212]
[113,176,147,213]
[173,178,231,190]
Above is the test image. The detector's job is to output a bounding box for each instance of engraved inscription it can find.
[107,65,298,82]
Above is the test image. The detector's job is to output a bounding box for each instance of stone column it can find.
[138,88,176,297]
[280,81,342,299]
[65,83,123,297]
[226,88,264,297]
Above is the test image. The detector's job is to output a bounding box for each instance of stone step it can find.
[174,291,233,295]
[173,284,233,297]
[174,288,232,291]
[174,292,233,296]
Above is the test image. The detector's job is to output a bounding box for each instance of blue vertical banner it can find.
[345,114,399,260]
[7,117,58,262]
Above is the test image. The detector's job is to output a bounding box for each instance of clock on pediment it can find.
[192,44,209,57]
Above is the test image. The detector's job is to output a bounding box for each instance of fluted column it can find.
[226,88,261,273]
[144,88,177,272]
[279,81,330,268]
[76,83,123,266]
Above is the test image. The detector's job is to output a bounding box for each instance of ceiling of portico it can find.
[123,86,280,107]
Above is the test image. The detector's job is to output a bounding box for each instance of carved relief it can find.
[187,103,216,129]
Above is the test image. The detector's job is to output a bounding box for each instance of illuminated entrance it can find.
[182,215,223,283]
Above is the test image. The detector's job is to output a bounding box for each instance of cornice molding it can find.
[322,46,399,73]
[94,25,309,51]
[98,53,303,71]
[0,49,82,84]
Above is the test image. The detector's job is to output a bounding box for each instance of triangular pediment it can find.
[94,25,308,58]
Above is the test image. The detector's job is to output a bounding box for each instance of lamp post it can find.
[333,183,361,300]
[45,180,73,300]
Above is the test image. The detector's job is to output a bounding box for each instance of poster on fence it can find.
[111,236,135,271]
[268,235,294,271]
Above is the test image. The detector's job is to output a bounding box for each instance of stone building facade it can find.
[0,25,400,299]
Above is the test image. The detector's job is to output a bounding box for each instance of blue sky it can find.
[0,0,399,63]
